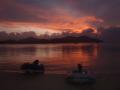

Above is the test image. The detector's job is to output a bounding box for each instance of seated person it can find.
[32,60,39,65]
[32,60,44,72]
[77,64,83,73]
[72,64,85,74]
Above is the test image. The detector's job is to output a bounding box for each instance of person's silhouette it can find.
[31,60,40,71]
[32,60,45,73]
[77,64,83,73]
[33,60,39,65]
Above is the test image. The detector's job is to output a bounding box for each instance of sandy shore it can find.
[0,71,120,90]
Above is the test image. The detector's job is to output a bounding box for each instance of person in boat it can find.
[21,60,45,74]
[66,64,96,84]
[72,64,83,73]
[32,60,39,65]
[77,64,88,74]
[31,60,40,70]
[77,64,83,73]
[31,60,45,72]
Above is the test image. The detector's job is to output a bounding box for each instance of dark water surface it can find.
[0,43,120,75]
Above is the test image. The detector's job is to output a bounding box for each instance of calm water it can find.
[0,43,120,74]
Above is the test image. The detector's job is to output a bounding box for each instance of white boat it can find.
[66,71,96,85]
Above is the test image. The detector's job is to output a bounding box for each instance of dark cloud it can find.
[101,27,120,43]
[69,0,120,25]
[0,0,51,23]
[0,0,120,34]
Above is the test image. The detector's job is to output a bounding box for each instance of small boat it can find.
[21,63,45,74]
[66,71,96,85]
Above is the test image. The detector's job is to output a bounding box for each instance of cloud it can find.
[68,0,120,25]
[101,27,120,43]
[0,0,120,34]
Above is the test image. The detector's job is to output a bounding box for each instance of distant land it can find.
[0,36,102,44]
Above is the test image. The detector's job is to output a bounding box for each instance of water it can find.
[0,43,120,74]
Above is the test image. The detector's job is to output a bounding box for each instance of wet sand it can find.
[0,72,120,90]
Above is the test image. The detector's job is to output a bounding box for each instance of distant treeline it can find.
[0,28,98,41]
[0,36,102,44]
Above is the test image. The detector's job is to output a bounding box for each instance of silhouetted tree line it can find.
[0,29,103,44]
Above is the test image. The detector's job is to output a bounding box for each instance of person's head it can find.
[33,60,39,64]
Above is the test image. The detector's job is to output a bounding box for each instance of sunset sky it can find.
[0,0,120,35]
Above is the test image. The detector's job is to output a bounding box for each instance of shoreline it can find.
[0,42,102,45]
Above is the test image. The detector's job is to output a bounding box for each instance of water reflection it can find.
[0,44,99,73]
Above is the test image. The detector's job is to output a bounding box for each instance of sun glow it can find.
[0,14,102,35]
[72,25,98,33]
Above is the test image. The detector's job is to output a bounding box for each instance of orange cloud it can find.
[0,2,103,34]
[0,15,103,34]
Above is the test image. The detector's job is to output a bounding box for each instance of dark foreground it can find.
[0,72,120,90]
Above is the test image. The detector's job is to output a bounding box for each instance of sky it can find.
[0,0,120,35]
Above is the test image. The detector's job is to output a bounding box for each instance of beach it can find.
[0,71,120,90]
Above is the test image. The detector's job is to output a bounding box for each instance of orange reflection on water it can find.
[34,44,99,68]
[0,44,99,73]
